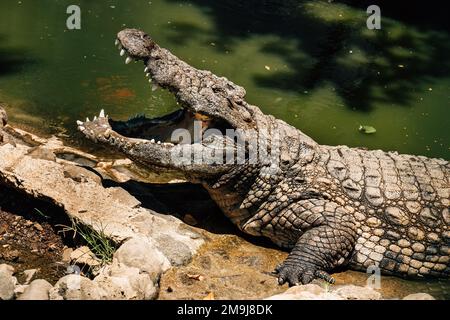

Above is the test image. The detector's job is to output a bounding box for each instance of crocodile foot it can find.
[274,262,335,286]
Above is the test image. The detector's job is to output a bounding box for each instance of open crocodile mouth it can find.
[77,37,234,148]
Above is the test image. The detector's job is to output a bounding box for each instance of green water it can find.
[0,0,449,160]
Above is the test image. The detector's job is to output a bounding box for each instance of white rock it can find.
[112,237,170,282]
[334,285,382,300]
[70,246,102,267]
[265,284,342,300]
[14,285,29,296]
[403,293,435,300]
[0,267,16,300]
[0,264,14,276]
[49,275,106,300]
[23,269,39,285]
[94,268,157,300]
[18,279,53,300]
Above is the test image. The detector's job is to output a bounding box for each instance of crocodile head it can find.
[78,29,316,181]
[78,29,261,179]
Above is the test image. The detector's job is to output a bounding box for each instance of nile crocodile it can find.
[77,29,450,286]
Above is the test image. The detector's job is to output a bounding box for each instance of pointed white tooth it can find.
[150,139,155,143]
[86,117,90,122]
[94,116,97,121]
[115,39,119,46]
[148,79,152,83]
[79,126,85,131]
[157,141,161,145]
[152,83,159,92]
[99,109,105,118]
[144,67,148,73]
[90,130,94,135]
[145,73,150,78]
[125,57,132,64]
[76,120,83,125]
[120,49,125,57]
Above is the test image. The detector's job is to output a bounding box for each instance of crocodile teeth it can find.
[76,120,83,125]
[99,109,105,118]
[86,117,90,122]
[115,39,119,46]
[145,73,150,78]
[152,83,159,92]
[125,57,132,64]
[120,49,126,57]
[148,79,152,83]
[150,139,155,143]
[94,116,97,121]
[79,126,85,131]
[144,67,148,73]
[157,141,161,145]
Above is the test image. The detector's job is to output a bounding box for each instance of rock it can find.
[94,267,158,300]
[18,279,53,300]
[334,285,382,300]
[23,269,39,285]
[63,163,102,184]
[266,283,342,300]
[284,283,326,296]
[62,247,73,262]
[14,285,29,296]
[155,234,193,266]
[113,237,170,282]
[0,265,16,300]
[0,127,204,258]
[49,275,106,300]
[108,187,141,208]
[0,264,14,276]
[28,147,56,162]
[403,293,435,300]
[70,246,102,268]
[267,284,382,300]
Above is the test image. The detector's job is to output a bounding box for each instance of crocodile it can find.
[77,29,450,286]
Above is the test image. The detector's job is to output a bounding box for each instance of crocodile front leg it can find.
[271,200,358,286]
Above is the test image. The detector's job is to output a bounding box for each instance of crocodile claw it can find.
[274,262,334,286]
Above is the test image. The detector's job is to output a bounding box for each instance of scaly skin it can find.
[78,29,449,285]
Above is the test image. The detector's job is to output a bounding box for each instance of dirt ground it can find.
[0,208,68,284]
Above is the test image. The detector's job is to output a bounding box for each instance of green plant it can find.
[34,208,50,219]
[58,218,116,265]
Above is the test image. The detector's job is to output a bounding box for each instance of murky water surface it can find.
[0,0,448,298]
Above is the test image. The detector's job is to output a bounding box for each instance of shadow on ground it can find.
[102,178,279,249]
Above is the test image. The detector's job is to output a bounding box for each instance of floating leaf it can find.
[359,125,377,134]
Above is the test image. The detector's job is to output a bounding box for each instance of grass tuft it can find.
[58,218,116,265]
